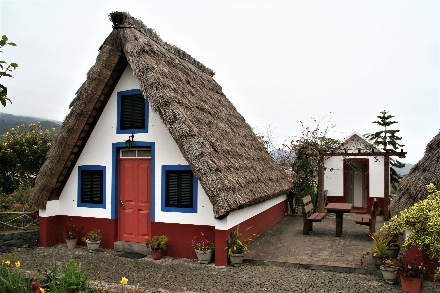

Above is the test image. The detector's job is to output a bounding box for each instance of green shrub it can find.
[381,183,440,280]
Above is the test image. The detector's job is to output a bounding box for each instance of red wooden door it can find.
[118,157,151,243]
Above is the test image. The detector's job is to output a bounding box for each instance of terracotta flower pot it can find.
[400,276,422,293]
[151,249,163,260]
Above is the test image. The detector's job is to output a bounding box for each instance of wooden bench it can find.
[302,195,326,235]
[355,198,379,234]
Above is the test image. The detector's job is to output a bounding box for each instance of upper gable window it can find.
[117,89,148,134]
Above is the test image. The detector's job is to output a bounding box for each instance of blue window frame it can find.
[116,89,148,134]
[161,165,197,213]
[78,165,106,209]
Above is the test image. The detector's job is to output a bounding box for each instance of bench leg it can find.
[369,218,376,235]
[309,221,313,232]
[335,212,343,237]
[303,221,310,235]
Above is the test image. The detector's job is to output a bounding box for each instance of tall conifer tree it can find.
[364,110,405,190]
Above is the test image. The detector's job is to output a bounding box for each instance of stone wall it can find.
[0,230,39,253]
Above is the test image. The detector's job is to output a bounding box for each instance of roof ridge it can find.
[109,11,215,77]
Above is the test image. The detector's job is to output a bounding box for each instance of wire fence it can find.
[0,208,38,231]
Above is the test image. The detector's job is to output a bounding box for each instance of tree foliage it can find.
[0,35,18,107]
[0,123,55,194]
[364,110,405,190]
[287,117,340,212]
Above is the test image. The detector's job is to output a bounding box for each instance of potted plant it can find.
[381,183,440,280]
[81,229,102,252]
[380,257,399,284]
[192,231,215,264]
[369,230,392,268]
[145,235,168,260]
[385,232,401,258]
[395,254,426,293]
[62,224,83,249]
[226,226,254,265]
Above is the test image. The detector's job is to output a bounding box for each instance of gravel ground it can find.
[6,245,440,293]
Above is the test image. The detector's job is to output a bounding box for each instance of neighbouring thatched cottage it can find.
[321,132,405,217]
[31,12,292,266]
[390,131,440,216]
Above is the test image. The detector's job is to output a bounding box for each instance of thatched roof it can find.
[389,131,440,215]
[32,11,292,219]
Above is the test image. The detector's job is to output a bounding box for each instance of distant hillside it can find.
[395,163,414,176]
[0,112,62,135]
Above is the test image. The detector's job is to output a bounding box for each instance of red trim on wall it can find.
[39,199,286,267]
[39,216,117,249]
[151,222,215,259]
[217,200,287,266]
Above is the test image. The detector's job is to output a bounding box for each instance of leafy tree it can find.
[364,110,405,190]
[0,35,18,107]
[288,118,340,213]
[0,123,55,194]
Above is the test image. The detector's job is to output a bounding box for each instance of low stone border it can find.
[0,230,39,253]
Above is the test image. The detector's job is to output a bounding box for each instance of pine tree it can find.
[364,110,405,190]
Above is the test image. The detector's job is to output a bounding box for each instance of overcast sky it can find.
[1,0,439,163]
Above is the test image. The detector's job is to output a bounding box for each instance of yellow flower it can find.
[121,276,128,285]
[40,288,45,293]
[15,261,20,268]
[5,260,10,266]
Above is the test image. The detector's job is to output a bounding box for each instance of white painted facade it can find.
[40,65,284,230]
[324,133,386,207]
[324,156,385,198]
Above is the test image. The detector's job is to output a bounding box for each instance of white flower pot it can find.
[195,249,213,264]
[229,253,245,265]
[86,240,101,252]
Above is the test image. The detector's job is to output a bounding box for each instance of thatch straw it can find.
[32,12,292,219]
[389,131,440,215]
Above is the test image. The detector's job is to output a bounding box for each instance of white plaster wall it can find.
[41,66,215,224]
[324,157,344,197]
[369,156,385,198]
[323,155,385,199]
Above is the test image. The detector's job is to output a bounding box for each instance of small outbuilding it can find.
[31,12,292,266]
[318,132,406,219]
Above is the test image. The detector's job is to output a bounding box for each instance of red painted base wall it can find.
[39,216,116,249]
[406,246,440,282]
[39,199,287,267]
[215,200,287,266]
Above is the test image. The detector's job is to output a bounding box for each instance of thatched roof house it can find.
[32,11,292,219]
[390,131,440,215]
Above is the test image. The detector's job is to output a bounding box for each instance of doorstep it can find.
[114,241,149,255]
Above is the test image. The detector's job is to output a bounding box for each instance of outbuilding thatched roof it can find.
[389,131,440,215]
[31,11,292,219]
